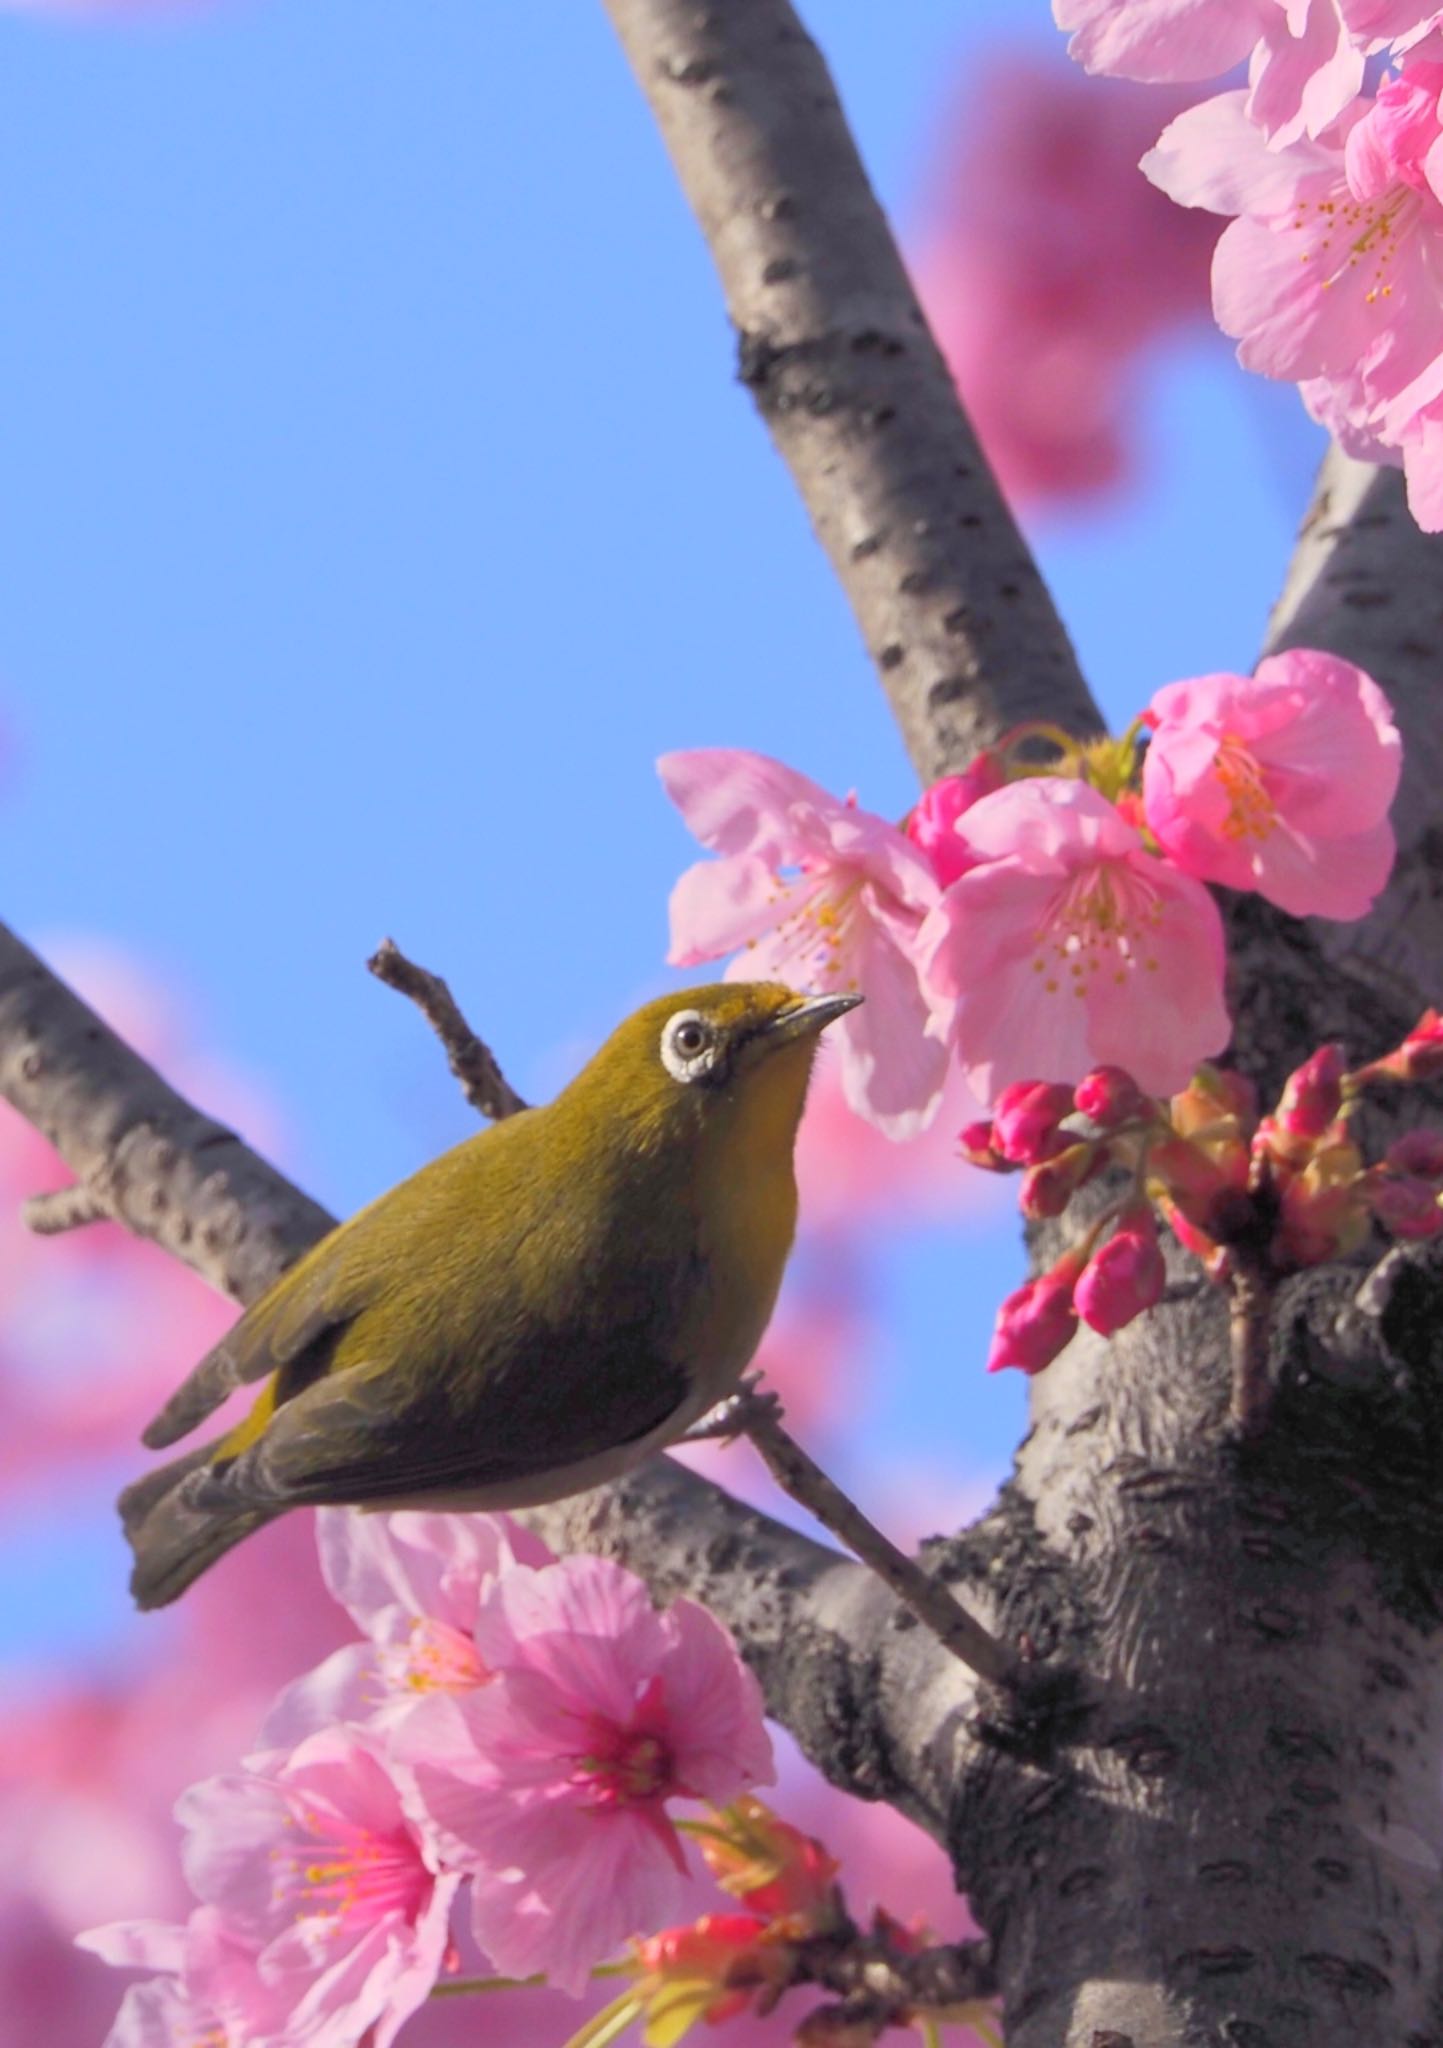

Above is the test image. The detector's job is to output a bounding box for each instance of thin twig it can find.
[23,1183,110,1235]
[1228,1262,1275,1437]
[731,1391,1017,1691]
[367,937,529,1121]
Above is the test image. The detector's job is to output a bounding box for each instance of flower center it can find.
[571,1726,677,1808]
[754,870,864,993]
[1032,861,1162,996]
[278,1806,430,1930]
[1294,183,1420,306]
[1213,734,1276,843]
[386,1617,487,1695]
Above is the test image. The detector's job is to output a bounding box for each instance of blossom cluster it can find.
[662,648,1399,1136]
[976,1010,1443,1376]
[82,1512,777,2045]
[1055,0,1443,528]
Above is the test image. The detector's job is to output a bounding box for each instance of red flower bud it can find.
[1358,1009,1443,1086]
[1275,1044,1346,1141]
[906,758,1003,888]
[1073,1065,1148,1129]
[958,1119,1007,1170]
[1371,1176,1443,1240]
[991,1080,1076,1165]
[986,1253,1083,1375]
[1019,1141,1100,1219]
[1386,1129,1443,1179]
[1075,1206,1166,1336]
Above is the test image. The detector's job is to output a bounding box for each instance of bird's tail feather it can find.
[120,1442,277,1610]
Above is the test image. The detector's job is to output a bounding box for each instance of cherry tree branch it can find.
[600,0,1100,780]
[0,921,333,1306]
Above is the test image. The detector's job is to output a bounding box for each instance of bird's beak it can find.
[763,992,863,1046]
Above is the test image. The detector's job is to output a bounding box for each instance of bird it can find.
[120,981,859,1608]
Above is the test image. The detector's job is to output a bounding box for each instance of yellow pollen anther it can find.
[1212,734,1276,844]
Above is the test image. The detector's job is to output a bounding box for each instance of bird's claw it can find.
[680,1374,784,1445]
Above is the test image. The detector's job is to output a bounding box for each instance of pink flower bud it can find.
[958,1119,1008,1170]
[1273,1140,1367,1267]
[986,1254,1082,1375]
[1075,1207,1166,1336]
[1161,1200,1231,1279]
[906,757,1003,887]
[1148,1132,1245,1234]
[1360,1010,1443,1085]
[1276,1044,1346,1141]
[1019,1141,1100,1219]
[992,1080,1076,1165]
[1371,1176,1443,1240]
[1401,1011,1443,1079]
[1073,1065,1148,1128]
[1387,1129,1443,1180]
[1170,1064,1258,1139]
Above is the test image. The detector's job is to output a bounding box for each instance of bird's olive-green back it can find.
[184,982,818,1503]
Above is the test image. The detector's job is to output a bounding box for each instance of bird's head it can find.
[563,982,861,1158]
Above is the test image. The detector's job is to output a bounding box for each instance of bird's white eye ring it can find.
[661,1008,717,1083]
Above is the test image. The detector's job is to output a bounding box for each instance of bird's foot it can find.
[680,1374,784,1445]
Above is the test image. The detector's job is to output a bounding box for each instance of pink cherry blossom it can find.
[1054,0,1395,144]
[1055,0,1274,85]
[79,1909,294,2048]
[398,1555,773,1996]
[1142,652,1400,917]
[1144,70,1443,526]
[262,1509,551,1746]
[922,778,1230,1103]
[911,55,1214,505]
[172,1727,458,2048]
[661,749,948,1138]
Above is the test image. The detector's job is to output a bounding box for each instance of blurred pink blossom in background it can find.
[910,50,1216,507]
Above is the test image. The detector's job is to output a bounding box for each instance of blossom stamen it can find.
[1213,735,1276,843]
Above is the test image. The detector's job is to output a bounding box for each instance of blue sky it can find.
[0,0,1321,1659]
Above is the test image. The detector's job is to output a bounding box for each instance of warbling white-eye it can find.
[120,982,858,1608]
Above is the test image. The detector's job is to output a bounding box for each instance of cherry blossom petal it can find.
[1055,0,1270,82]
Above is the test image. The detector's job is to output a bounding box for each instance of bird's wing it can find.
[211,1332,692,1509]
[140,1246,360,1450]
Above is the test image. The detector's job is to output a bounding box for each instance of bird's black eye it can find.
[660,1008,718,1083]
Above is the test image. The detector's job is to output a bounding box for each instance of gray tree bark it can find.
[3,6,1443,2047]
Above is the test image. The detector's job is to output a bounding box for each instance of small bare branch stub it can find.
[23,1184,110,1235]
[367,937,529,1122]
